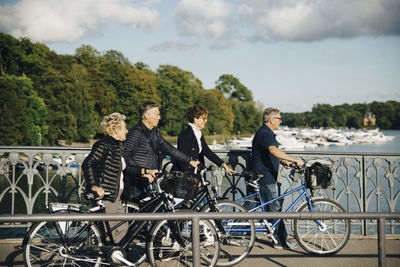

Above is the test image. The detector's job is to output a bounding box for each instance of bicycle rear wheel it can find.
[147,215,220,266]
[202,200,255,266]
[23,210,103,267]
[293,198,351,255]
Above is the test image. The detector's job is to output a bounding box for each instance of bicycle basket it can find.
[160,171,200,199]
[304,159,334,189]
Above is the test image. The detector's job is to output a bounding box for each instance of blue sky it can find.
[1,0,399,112]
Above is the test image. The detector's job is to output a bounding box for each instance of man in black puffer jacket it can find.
[123,101,200,200]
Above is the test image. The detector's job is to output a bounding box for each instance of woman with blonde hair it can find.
[82,112,128,243]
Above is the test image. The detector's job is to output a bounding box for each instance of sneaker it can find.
[273,240,297,250]
[283,240,297,250]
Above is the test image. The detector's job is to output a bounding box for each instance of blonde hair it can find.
[263,107,280,123]
[100,112,126,136]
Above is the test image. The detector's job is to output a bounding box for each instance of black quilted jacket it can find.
[124,121,191,177]
[82,135,124,202]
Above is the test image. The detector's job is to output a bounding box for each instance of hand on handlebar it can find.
[295,159,304,167]
[222,163,236,175]
[91,186,105,198]
[189,160,200,169]
[289,159,304,168]
[143,173,156,183]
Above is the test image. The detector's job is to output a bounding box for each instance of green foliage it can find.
[215,74,261,134]
[282,101,400,130]
[198,89,234,135]
[156,65,202,135]
[215,74,253,101]
[0,74,47,145]
[0,80,29,145]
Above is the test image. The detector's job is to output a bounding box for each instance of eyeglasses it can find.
[273,117,282,121]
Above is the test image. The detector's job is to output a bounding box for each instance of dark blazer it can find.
[173,125,224,173]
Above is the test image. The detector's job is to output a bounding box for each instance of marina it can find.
[209,128,398,151]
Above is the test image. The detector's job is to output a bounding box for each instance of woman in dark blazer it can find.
[173,105,235,175]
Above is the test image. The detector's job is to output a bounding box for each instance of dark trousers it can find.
[259,183,288,244]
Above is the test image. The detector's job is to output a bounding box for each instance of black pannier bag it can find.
[160,171,200,199]
[304,159,334,189]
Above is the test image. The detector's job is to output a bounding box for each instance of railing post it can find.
[192,216,200,267]
[378,217,386,267]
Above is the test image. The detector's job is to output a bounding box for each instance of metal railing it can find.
[1,146,400,236]
[0,211,399,267]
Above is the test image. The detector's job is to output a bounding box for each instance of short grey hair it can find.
[263,107,280,123]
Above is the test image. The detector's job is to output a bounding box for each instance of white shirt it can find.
[120,157,126,189]
[189,123,202,153]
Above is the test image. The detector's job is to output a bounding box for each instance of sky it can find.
[1,0,400,113]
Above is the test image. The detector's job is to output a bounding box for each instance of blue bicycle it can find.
[222,160,351,255]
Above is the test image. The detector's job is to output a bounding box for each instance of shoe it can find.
[273,242,283,249]
[273,240,297,250]
[283,240,297,250]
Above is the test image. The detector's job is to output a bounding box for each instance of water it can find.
[303,130,400,154]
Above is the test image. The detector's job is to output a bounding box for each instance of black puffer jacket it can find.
[124,121,191,177]
[82,135,124,202]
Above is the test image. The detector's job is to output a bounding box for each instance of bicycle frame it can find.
[235,184,324,232]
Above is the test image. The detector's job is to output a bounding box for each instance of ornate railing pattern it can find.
[1,146,399,236]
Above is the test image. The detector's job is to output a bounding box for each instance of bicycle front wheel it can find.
[202,200,255,266]
[124,201,149,265]
[23,211,103,267]
[147,216,220,267]
[293,198,351,255]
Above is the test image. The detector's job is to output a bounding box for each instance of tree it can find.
[156,65,202,135]
[0,80,29,145]
[215,74,260,133]
[198,90,234,135]
[0,74,47,145]
[215,74,253,101]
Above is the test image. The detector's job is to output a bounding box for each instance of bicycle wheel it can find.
[293,198,351,255]
[202,200,255,266]
[123,202,149,265]
[147,216,220,267]
[23,210,103,267]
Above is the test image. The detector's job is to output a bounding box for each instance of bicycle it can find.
[22,173,220,267]
[166,166,255,266]
[223,159,351,255]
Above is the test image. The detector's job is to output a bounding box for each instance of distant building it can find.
[363,112,376,127]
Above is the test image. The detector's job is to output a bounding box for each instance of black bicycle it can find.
[165,166,256,267]
[22,174,220,266]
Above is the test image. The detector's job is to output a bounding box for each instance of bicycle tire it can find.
[201,200,256,266]
[124,202,148,266]
[147,213,220,267]
[293,198,351,255]
[23,210,104,267]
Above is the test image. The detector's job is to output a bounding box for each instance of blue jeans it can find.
[259,183,288,244]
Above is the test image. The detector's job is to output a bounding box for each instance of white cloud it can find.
[238,0,400,42]
[0,0,159,42]
[174,0,232,39]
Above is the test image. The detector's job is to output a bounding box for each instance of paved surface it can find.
[1,236,399,267]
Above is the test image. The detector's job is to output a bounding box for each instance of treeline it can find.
[282,102,400,129]
[0,32,261,146]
